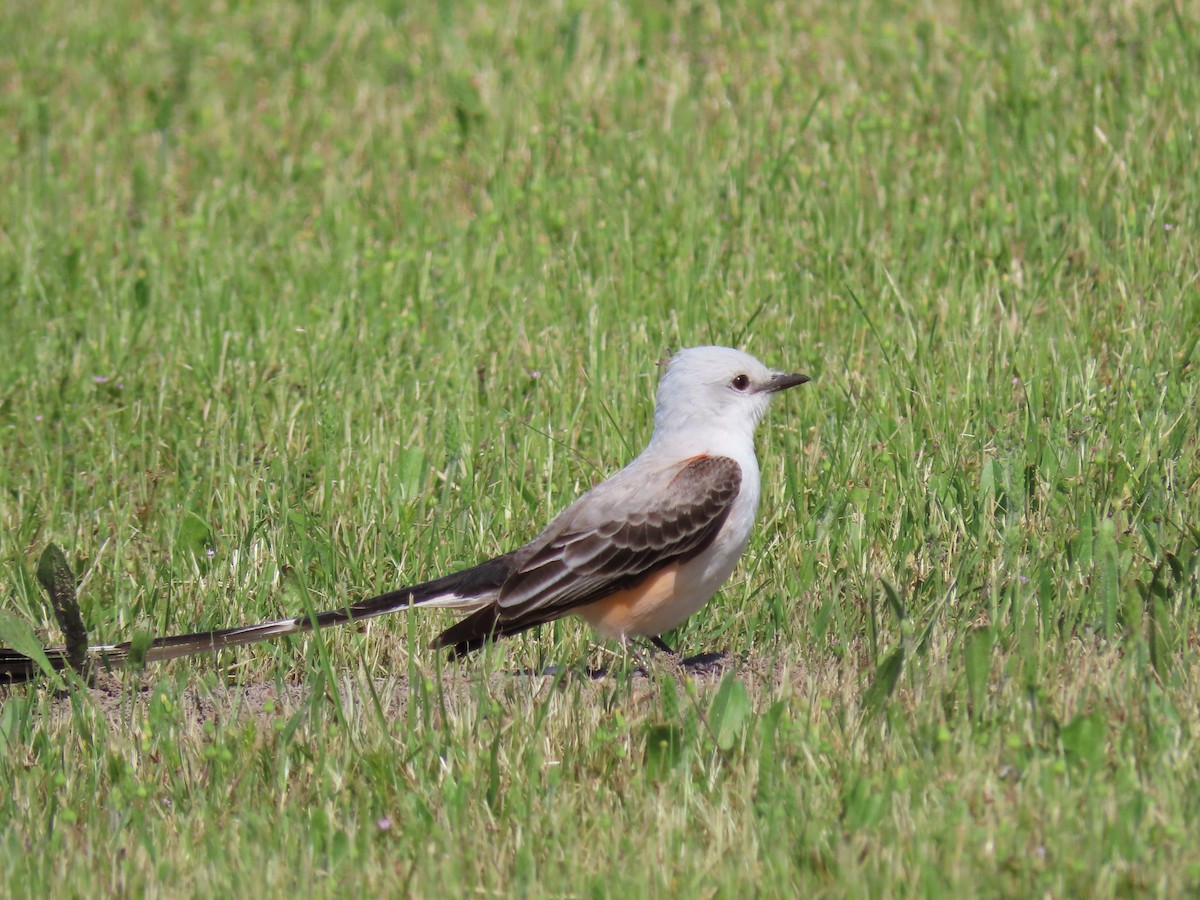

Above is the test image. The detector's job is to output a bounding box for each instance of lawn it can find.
[1,0,1198,895]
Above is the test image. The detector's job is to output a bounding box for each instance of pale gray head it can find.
[650,346,810,447]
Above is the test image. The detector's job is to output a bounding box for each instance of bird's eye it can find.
[731,374,751,391]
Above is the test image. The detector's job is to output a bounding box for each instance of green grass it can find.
[2,0,1199,894]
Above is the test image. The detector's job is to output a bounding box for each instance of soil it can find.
[28,650,783,731]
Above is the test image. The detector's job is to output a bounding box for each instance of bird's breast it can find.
[574,563,686,639]
[574,454,761,641]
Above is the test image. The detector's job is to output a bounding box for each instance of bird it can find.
[0,346,809,683]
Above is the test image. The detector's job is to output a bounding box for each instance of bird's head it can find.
[650,346,810,448]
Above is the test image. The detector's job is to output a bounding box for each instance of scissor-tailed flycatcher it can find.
[1,346,809,682]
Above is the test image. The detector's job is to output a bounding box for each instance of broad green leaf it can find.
[841,776,892,830]
[881,580,907,625]
[1061,712,1106,771]
[964,627,993,717]
[863,646,906,720]
[644,723,685,780]
[709,674,751,751]
[127,629,154,668]
[1096,518,1120,638]
[0,610,55,680]
[486,728,503,813]
[178,512,214,559]
[36,543,88,672]
[399,445,427,498]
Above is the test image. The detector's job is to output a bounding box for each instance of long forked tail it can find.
[0,555,514,685]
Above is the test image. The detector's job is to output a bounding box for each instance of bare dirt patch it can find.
[26,650,778,732]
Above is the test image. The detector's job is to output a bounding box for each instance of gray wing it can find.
[495,455,742,625]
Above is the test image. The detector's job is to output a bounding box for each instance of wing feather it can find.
[495,455,741,626]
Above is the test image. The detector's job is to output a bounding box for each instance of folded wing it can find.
[433,454,742,654]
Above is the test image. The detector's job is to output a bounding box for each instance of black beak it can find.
[763,372,812,393]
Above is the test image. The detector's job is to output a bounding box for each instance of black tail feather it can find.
[432,606,557,658]
[1,553,518,685]
[0,648,69,684]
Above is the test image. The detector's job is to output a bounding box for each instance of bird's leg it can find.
[648,636,675,655]
[604,635,641,680]
[631,635,684,679]
[598,637,676,680]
